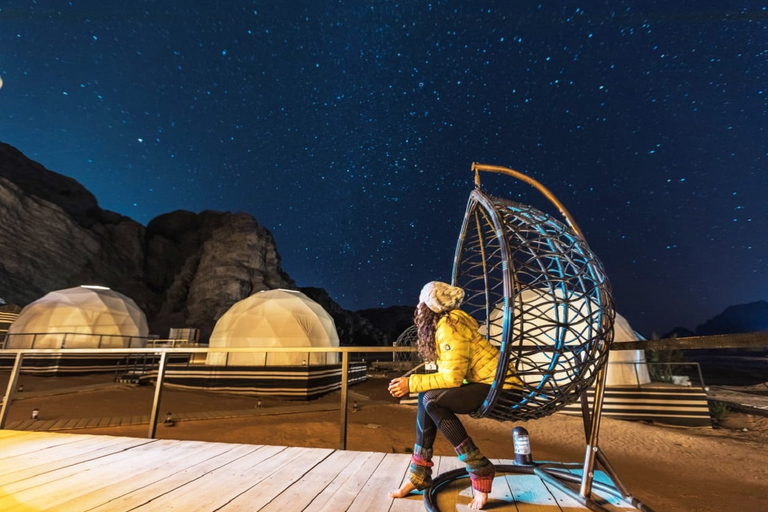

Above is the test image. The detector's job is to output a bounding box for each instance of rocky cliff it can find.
[0,143,146,308]
[0,141,388,344]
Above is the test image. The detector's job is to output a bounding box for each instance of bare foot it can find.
[389,480,417,498]
[468,491,488,509]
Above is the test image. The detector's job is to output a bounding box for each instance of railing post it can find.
[339,350,349,450]
[0,353,24,429]
[695,362,707,390]
[147,352,169,439]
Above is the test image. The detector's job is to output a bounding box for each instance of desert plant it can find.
[646,334,688,383]
[708,400,730,422]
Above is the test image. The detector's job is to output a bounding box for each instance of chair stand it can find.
[424,366,657,512]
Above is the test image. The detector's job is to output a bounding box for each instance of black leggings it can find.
[416,383,491,449]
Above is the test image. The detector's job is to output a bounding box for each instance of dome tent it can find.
[605,312,651,386]
[6,286,148,349]
[481,289,650,387]
[207,289,339,367]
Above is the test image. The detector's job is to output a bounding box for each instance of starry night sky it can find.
[1,1,766,337]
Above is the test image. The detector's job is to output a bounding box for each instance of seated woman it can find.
[388,281,522,510]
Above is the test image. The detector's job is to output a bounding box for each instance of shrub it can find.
[708,400,729,422]
[646,335,688,383]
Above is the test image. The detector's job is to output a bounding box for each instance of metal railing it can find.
[0,346,414,449]
[606,361,707,389]
[2,332,766,449]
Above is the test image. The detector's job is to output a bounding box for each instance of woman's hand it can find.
[388,377,410,398]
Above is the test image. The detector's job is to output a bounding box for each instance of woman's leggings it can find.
[415,383,491,449]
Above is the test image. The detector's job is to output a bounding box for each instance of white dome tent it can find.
[207,289,339,367]
[6,285,148,349]
[481,290,650,388]
[605,313,651,386]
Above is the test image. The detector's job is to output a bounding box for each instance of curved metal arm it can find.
[471,162,586,241]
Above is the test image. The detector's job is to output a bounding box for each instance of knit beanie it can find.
[419,281,465,313]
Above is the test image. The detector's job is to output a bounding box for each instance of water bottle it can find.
[513,426,533,465]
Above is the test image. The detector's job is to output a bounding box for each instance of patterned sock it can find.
[455,437,494,493]
[408,443,434,490]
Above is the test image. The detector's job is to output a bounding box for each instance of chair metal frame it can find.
[424,163,655,512]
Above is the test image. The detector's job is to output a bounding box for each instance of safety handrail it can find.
[0,345,413,448]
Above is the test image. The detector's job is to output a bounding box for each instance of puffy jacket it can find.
[408,309,523,393]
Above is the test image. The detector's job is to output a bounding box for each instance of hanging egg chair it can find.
[424,163,654,512]
[454,176,614,422]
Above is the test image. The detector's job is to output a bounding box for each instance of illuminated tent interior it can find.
[6,286,148,349]
[207,289,339,367]
[481,288,650,387]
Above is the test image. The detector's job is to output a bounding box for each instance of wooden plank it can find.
[258,449,367,512]
[434,455,468,512]
[388,452,425,512]
[86,443,271,512]
[488,460,518,511]
[127,446,322,511]
[4,440,188,512]
[0,431,630,512]
[506,474,563,512]
[62,418,79,429]
[0,434,128,480]
[0,430,91,459]
[215,447,335,511]
[0,439,163,511]
[538,476,588,512]
[432,456,524,512]
[0,435,151,484]
[7,419,36,430]
[302,451,389,512]
[51,441,253,511]
[553,468,639,512]
[347,452,412,512]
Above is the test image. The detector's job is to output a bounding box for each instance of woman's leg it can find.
[424,384,495,507]
[390,392,436,497]
[392,384,495,503]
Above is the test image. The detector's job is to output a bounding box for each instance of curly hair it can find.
[414,303,438,362]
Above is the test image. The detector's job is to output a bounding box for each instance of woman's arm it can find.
[408,319,471,393]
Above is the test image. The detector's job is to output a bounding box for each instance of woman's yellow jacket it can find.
[408,309,522,393]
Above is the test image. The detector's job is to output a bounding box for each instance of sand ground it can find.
[4,373,768,512]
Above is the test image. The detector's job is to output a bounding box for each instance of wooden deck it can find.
[0,430,639,511]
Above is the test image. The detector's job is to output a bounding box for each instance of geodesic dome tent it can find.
[207,289,340,367]
[482,304,649,388]
[6,286,148,349]
[605,313,651,386]
[393,325,420,363]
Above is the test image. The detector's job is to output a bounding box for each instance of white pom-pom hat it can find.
[419,281,465,313]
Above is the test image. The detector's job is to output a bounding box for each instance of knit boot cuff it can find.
[413,444,434,462]
[469,473,494,494]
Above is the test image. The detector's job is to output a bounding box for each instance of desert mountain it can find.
[0,141,387,344]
